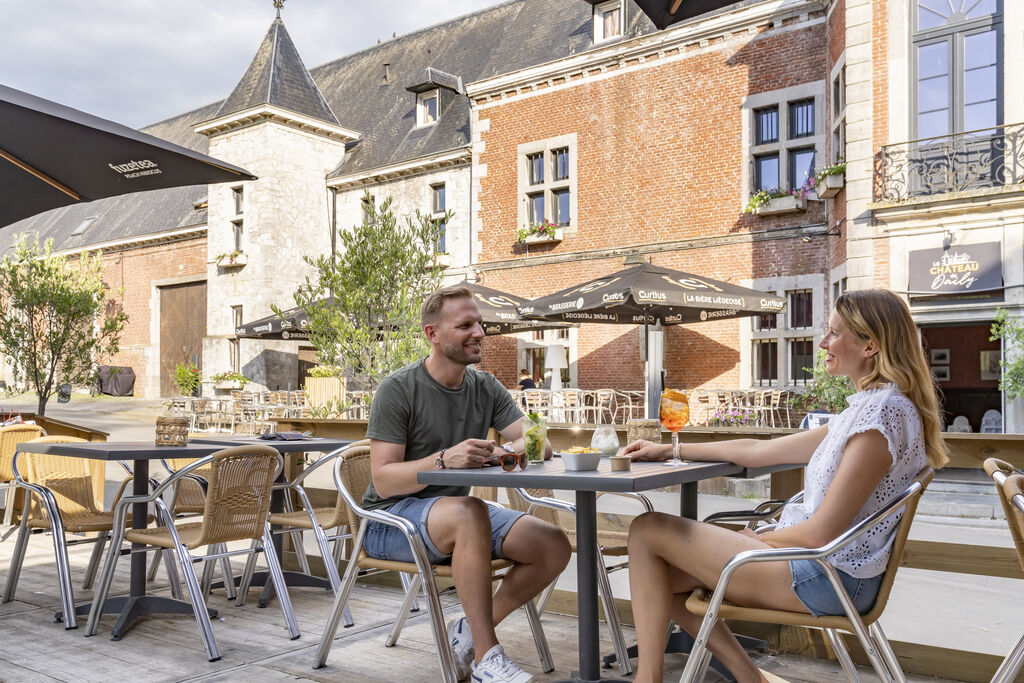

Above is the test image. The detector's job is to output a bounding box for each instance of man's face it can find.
[429,297,485,365]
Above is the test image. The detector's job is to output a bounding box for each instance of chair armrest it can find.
[595,491,654,513]
[113,455,216,512]
[273,445,353,489]
[703,491,804,528]
[331,458,417,537]
[511,488,576,516]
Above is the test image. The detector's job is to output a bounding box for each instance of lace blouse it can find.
[775,383,927,578]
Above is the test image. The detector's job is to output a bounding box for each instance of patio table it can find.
[15,440,231,638]
[419,457,744,682]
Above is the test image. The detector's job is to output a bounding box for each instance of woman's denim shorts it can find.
[363,496,526,565]
[789,560,883,617]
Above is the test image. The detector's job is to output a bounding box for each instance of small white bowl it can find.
[559,451,601,471]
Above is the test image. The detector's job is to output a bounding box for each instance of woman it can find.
[623,289,948,683]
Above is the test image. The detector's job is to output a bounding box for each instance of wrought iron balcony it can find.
[874,122,1024,203]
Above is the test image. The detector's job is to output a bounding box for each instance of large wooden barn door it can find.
[159,281,207,397]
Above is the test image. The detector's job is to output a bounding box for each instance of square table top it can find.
[191,436,354,454]
[419,458,743,493]
[16,440,230,461]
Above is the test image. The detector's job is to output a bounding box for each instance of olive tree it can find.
[288,193,449,393]
[0,235,128,415]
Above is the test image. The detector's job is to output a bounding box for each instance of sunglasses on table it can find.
[499,449,528,471]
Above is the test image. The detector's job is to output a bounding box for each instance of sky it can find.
[0,0,500,129]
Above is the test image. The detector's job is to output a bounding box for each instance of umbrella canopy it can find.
[518,263,786,325]
[1,84,256,227]
[463,281,576,336]
[235,303,315,341]
[632,0,746,30]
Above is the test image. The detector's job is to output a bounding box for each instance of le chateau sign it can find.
[908,242,1002,296]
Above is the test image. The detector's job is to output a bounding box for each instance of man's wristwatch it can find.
[435,449,447,469]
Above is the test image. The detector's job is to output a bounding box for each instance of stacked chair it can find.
[314,444,553,682]
[983,458,1024,683]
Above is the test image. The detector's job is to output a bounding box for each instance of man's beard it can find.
[441,339,482,366]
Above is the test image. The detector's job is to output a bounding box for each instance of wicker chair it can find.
[983,458,1024,683]
[506,487,653,675]
[1,423,46,527]
[681,467,934,683]
[2,435,141,629]
[85,445,299,661]
[313,446,554,683]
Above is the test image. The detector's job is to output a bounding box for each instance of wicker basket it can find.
[155,416,189,447]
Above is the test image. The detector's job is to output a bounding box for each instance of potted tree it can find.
[173,361,201,397]
[305,365,346,409]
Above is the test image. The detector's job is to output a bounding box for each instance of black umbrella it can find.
[235,303,316,340]
[463,281,576,336]
[518,263,786,325]
[1,84,256,227]
[632,0,746,30]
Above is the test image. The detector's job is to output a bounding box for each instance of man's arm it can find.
[370,438,499,499]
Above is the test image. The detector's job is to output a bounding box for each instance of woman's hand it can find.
[620,439,671,462]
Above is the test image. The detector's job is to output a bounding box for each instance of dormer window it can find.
[417,90,439,127]
[593,0,623,43]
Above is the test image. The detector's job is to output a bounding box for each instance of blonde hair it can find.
[420,285,473,327]
[834,289,949,469]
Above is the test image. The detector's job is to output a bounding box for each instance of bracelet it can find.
[501,443,516,454]
[435,449,447,469]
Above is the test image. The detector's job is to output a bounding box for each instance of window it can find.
[417,89,439,127]
[70,216,97,237]
[232,186,244,215]
[229,306,243,373]
[518,135,577,233]
[914,0,1001,139]
[742,275,824,389]
[831,64,846,163]
[361,194,375,224]
[790,338,815,383]
[745,86,825,196]
[231,219,243,252]
[789,290,813,328]
[755,312,778,331]
[754,340,778,385]
[593,0,622,42]
[430,183,446,253]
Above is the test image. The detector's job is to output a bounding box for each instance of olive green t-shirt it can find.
[362,359,523,511]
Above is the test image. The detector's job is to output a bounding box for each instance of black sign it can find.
[908,242,1002,295]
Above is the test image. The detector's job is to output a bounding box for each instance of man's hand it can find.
[443,438,496,469]
[620,439,671,462]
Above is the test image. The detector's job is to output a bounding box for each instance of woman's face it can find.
[819,310,876,383]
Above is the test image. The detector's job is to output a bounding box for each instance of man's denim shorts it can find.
[363,496,526,565]
[789,560,883,617]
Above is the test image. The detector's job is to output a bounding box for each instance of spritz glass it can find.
[659,389,689,466]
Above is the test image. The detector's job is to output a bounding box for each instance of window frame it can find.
[517,134,577,234]
[593,0,623,43]
[830,59,847,164]
[430,182,447,253]
[229,305,243,373]
[231,219,243,253]
[416,89,440,128]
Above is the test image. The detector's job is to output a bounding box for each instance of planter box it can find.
[817,172,845,199]
[216,252,247,268]
[755,195,807,216]
[213,380,243,390]
[306,376,346,408]
[426,253,452,269]
[521,228,563,246]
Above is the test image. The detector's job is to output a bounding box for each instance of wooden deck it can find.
[0,533,964,683]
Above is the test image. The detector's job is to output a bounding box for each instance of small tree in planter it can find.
[173,360,201,396]
[789,349,856,422]
[991,308,1024,409]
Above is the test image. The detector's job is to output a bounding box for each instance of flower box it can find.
[426,253,452,269]
[817,172,845,199]
[216,252,247,268]
[755,195,807,216]
[522,228,563,245]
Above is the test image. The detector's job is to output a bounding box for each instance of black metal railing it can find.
[874,122,1024,202]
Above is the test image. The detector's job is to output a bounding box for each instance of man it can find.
[363,285,571,683]
[517,370,536,390]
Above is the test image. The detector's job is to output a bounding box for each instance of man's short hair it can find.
[421,285,473,327]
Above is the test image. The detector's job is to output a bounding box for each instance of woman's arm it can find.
[755,429,892,549]
[622,424,829,467]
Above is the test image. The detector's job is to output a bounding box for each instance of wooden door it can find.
[160,281,207,397]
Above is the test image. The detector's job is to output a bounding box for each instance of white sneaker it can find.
[470,644,533,683]
[447,616,474,681]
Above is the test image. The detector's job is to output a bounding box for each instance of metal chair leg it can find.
[314,524,366,668]
[236,539,261,607]
[523,590,554,672]
[85,521,125,636]
[595,549,631,675]
[992,629,1024,683]
[535,580,556,614]
[309,521,353,627]
[824,628,862,683]
[2,484,15,527]
[163,548,184,601]
[199,552,216,598]
[82,531,108,590]
[2,512,30,603]
[399,571,421,613]
[261,525,300,639]
[176,545,221,661]
[387,573,422,646]
[869,622,905,683]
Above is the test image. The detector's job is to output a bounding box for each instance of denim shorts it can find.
[363,496,526,565]
[789,560,883,617]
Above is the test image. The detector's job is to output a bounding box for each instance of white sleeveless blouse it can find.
[775,383,927,578]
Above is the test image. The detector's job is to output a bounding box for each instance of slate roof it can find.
[214,16,339,125]
[1,0,756,252]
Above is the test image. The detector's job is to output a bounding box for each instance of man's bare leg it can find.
[490,515,571,624]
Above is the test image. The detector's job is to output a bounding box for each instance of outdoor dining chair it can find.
[680,467,934,683]
[2,435,143,630]
[313,446,554,683]
[1,423,45,528]
[505,486,654,675]
[85,444,299,661]
[983,458,1024,683]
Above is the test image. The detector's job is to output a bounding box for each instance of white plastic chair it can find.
[981,410,1003,434]
[948,415,972,433]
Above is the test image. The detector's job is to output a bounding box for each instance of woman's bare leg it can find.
[628,512,807,683]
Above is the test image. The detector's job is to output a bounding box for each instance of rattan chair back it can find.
[19,436,102,524]
[1,423,45,481]
[984,458,1024,571]
[506,488,559,527]
[193,445,281,547]
[338,444,373,532]
[164,457,212,512]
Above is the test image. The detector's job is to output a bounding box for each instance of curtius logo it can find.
[108,159,162,179]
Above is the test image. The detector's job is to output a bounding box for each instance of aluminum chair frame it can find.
[1,423,45,528]
[680,472,931,683]
[85,448,299,661]
[509,487,653,676]
[983,460,1024,683]
[314,455,553,683]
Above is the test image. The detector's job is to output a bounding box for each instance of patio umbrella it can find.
[632,0,747,30]
[1,84,256,227]
[234,303,312,341]
[519,262,786,417]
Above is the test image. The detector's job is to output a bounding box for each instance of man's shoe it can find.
[470,644,533,683]
[447,616,474,681]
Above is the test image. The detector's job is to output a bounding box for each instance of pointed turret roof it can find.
[215,15,339,125]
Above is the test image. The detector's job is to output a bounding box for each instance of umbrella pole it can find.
[645,323,664,420]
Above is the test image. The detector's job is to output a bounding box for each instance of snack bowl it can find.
[559,451,602,472]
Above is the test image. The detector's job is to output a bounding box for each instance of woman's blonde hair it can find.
[834,289,949,468]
